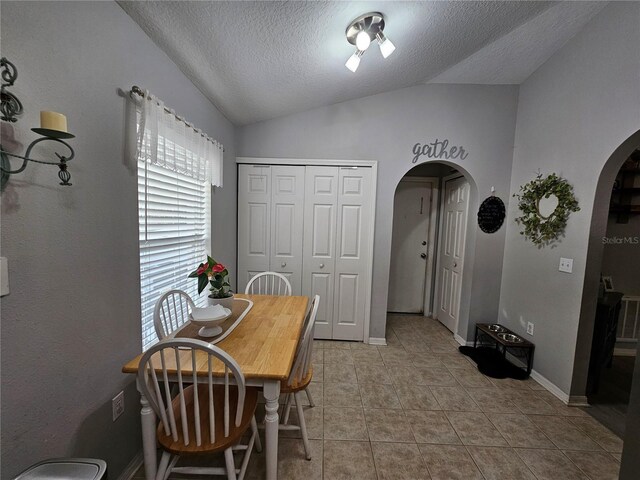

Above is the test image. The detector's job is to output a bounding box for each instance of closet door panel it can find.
[303,166,338,339]
[237,165,271,293]
[333,167,372,341]
[270,166,305,294]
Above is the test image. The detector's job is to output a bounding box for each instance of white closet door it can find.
[270,166,305,294]
[237,165,271,292]
[333,167,372,341]
[302,166,338,339]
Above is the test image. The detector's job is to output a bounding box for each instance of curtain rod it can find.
[130,85,224,152]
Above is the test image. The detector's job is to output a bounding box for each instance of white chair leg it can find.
[155,451,171,480]
[224,447,237,480]
[305,387,315,407]
[283,393,293,425]
[252,415,263,453]
[294,391,312,460]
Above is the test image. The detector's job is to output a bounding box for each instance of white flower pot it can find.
[208,293,234,309]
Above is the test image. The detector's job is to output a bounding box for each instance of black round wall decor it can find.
[477,196,506,233]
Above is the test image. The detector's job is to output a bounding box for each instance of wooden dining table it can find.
[122,293,309,480]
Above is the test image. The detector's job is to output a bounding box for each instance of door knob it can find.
[281,262,286,268]
[454,262,458,268]
[319,263,325,268]
[422,241,427,246]
[420,253,427,259]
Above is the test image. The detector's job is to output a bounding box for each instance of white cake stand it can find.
[190,308,232,338]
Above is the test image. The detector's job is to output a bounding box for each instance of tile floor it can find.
[134,314,623,479]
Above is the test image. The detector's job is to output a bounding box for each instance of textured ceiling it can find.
[429,1,605,84]
[119,1,602,125]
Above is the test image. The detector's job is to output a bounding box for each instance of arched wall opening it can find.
[572,130,640,400]
[385,159,479,341]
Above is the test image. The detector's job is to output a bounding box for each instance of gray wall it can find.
[498,2,640,396]
[237,83,519,340]
[0,2,235,478]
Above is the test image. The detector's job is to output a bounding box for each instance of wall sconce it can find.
[0,57,75,191]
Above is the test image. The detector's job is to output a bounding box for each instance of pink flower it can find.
[196,263,209,275]
[212,264,225,274]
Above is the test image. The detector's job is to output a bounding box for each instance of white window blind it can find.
[137,144,211,351]
[135,90,221,351]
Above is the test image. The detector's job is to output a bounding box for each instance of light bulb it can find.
[345,50,363,73]
[376,32,396,59]
[355,31,371,51]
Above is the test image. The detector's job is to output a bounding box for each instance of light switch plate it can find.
[112,391,125,421]
[559,257,573,273]
[526,322,534,336]
[0,257,9,296]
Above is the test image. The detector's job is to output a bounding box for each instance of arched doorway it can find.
[387,161,477,337]
[571,131,640,418]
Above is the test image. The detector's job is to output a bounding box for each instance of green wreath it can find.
[513,173,580,247]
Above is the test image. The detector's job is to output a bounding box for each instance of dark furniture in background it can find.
[587,291,624,395]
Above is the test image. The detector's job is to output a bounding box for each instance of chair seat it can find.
[157,385,258,455]
[281,366,313,394]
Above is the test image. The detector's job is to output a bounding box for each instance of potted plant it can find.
[188,255,234,309]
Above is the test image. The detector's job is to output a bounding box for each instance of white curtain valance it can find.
[135,90,223,187]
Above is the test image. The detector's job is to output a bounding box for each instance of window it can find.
[137,148,210,350]
[135,91,222,351]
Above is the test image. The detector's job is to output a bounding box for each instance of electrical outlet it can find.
[559,257,573,273]
[526,322,534,336]
[112,391,125,421]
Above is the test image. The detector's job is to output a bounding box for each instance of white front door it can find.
[436,176,469,333]
[302,166,338,339]
[332,167,372,341]
[270,166,305,294]
[388,180,434,313]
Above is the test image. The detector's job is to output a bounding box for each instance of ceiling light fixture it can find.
[345,12,395,72]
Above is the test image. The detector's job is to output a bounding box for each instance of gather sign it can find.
[412,139,469,163]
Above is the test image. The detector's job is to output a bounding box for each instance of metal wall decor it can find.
[477,196,506,233]
[0,58,23,122]
[412,139,469,164]
[0,57,75,191]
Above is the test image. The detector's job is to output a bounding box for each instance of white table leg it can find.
[263,380,281,480]
[137,380,157,480]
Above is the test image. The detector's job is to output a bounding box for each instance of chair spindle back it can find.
[287,295,319,387]
[244,272,292,296]
[153,290,195,340]
[137,338,246,447]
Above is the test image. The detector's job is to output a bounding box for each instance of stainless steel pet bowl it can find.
[497,332,523,343]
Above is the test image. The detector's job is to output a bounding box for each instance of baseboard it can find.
[368,337,387,346]
[568,395,590,407]
[118,451,143,480]
[614,347,637,357]
[529,369,571,405]
[454,334,473,347]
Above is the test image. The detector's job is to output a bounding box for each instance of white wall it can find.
[498,2,640,396]
[237,83,519,340]
[0,2,235,477]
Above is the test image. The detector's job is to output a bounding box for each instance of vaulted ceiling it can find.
[119,1,606,126]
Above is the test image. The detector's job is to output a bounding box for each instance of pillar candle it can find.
[40,111,67,132]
